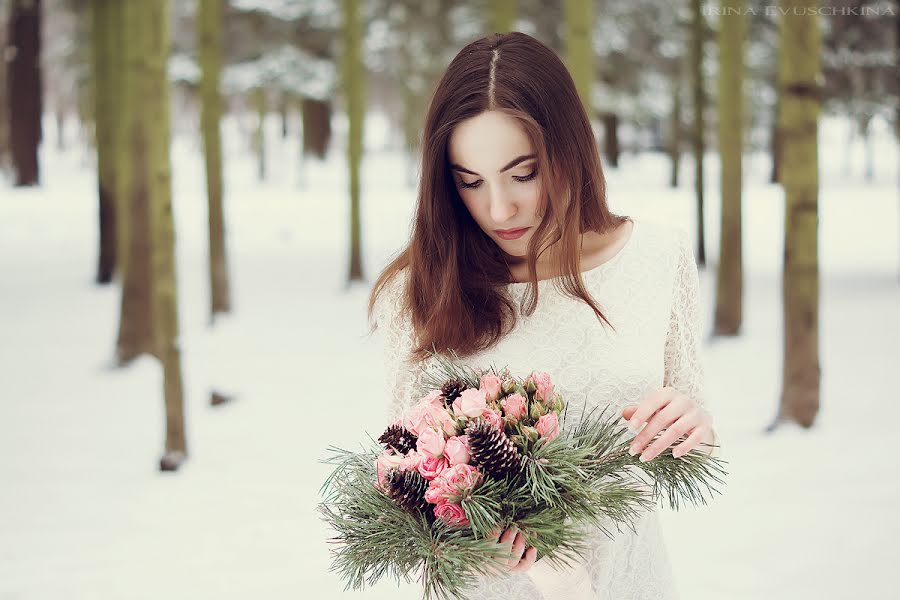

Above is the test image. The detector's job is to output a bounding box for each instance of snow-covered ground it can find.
[1,112,898,599]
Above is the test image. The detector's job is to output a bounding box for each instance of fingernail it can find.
[639,452,650,462]
[629,444,639,456]
[629,418,641,430]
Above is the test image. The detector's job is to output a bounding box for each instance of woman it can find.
[369,32,719,599]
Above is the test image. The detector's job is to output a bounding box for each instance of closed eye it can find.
[459,170,538,189]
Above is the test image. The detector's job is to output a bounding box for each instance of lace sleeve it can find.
[664,229,720,458]
[372,270,428,423]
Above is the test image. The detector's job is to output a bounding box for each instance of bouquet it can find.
[319,354,727,599]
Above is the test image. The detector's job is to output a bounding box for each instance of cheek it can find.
[514,184,543,216]
[459,192,490,225]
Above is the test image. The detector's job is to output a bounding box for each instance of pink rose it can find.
[434,502,469,527]
[416,427,446,458]
[480,408,504,431]
[417,454,450,480]
[530,371,554,403]
[441,463,482,493]
[535,412,560,442]
[402,403,431,436]
[452,388,488,418]
[500,393,527,421]
[444,435,471,466]
[479,374,502,402]
[419,389,444,406]
[424,403,458,437]
[424,479,453,504]
[400,449,423,472]
[375,451,404,490]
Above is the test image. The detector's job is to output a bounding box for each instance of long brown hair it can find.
[368,32,629,361]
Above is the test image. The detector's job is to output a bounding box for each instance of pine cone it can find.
[386,469,431,515]
[466,420,522,480]
[440,378,466,405]
[378,424,417,454]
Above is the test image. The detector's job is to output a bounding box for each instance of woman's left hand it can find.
[621,387,714,462]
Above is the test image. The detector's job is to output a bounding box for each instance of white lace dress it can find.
[372,218,719,599]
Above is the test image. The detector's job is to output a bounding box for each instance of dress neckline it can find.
[506,218,638,288]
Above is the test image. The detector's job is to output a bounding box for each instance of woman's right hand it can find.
[487,524,538,573]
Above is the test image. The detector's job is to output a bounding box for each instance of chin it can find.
[495,239,529,258]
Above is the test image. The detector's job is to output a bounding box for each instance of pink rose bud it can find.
[501,378,518,395]
[417,454,450,480]
[444,435,471,466]
[521,425,540,443]
[552,392,564,413]
[455,388,488,418]
[530,400,548,421]
[535,412,560,442]
[500,393,527,421]
[480,408,504,431]
[530,371,554,403]
[375,451,404,490]
[433,502,470,527]
[416,426,447,458]
[479,374,503,402]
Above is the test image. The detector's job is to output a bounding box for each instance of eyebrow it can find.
[450,154,536,176]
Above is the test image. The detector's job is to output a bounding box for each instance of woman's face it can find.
[448,110,543,258]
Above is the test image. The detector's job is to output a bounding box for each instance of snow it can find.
[0,111,898,599]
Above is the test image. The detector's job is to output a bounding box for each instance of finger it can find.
[507,532,526,567]
[628,389,673,431]
[510,546,538,572]
[630,398,684,454]
[487,526,501,541]
[499,525,517,546]
[621,405,638,422]
[639,414,697,462]
[672,426,708,459]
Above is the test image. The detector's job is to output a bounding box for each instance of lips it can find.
[495,227,529,240]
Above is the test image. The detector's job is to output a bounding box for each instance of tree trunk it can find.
[777,0,821,429]
[279,90,289,138]
[564,0,594,124]
[770,93,781,183]
[858,115,873,183]
[489,0,515,33]
[254,86,266,181]
[295,93,306,187]
[691,0,706,267]
[0,8,8,173]
[602,112,620,168]
[91,0,117,284]
[301,97,331,159]
[199,0,231,320]
[342,0,364,282]
[116,0,156,365]
[714,0,745,336]
[669,63,682,188]
[128,0,188,468]
[7,0,42,186]
[111,1,130,283]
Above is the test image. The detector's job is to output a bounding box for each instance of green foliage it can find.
[319,354,728,599]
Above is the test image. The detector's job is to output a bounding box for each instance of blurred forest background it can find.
[1,0,898,598]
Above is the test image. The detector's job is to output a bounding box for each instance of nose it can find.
[488,186,517,225]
